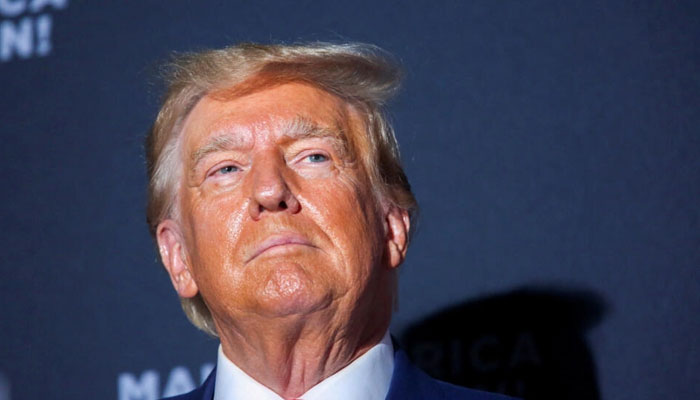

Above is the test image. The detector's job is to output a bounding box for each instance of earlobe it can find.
[156,220,199,298]
[385,206,410,269]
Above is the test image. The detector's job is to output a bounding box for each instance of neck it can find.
[216,309,390,399]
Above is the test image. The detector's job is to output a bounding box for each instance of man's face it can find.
[157,82,408,330]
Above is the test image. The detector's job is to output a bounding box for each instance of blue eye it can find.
[307,154,328,163]
[219,165,238,174]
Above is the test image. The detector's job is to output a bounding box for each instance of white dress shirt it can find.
[213,331,394,400]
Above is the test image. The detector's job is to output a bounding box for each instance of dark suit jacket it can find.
[162,349,515,400]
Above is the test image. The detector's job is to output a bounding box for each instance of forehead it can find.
[180,82,353,150]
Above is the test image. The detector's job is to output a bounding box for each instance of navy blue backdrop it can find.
[1,1,698,399]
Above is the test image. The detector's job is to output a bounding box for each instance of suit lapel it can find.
[192,367,216,400]
[385,348,434,400]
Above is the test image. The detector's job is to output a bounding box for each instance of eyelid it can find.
[206,160,243,178]
[293,149,332,164]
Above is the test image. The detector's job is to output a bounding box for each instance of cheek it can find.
[183,189,248,269]
[299,176,384,274]
[182,193,254,314]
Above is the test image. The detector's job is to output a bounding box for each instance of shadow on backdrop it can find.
[400,287,607,399]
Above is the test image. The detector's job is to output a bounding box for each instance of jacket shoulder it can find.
[432,379,516,400]
[388,349,517,400]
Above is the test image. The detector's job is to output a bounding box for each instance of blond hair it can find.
[145,42,417,336]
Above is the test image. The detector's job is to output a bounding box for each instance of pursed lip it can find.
[246,233,315,262]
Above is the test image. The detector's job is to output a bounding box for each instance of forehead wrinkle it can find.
[188,110,354,174]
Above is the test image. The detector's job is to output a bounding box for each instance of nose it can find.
[248,156,301,220]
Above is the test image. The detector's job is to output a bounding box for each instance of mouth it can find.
[247,233,315,262]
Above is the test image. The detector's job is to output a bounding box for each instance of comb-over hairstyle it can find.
[146,42,417,336]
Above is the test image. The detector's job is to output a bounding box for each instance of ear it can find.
[384,206,410,269]
[156,219,199,298]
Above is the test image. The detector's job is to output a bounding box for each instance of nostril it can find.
[278,201,288,210]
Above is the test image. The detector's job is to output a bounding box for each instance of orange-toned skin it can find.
[156,83,409,399]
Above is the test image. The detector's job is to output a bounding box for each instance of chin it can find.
[254,263,333,317]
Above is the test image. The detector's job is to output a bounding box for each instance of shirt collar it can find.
[214,331,394,400]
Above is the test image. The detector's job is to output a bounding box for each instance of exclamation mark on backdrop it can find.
[35,14,52,56]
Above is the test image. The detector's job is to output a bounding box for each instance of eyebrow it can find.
[190,133,247,170]
[280,116,346,144]
[190,115,348,170]
[279,116,350,161]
